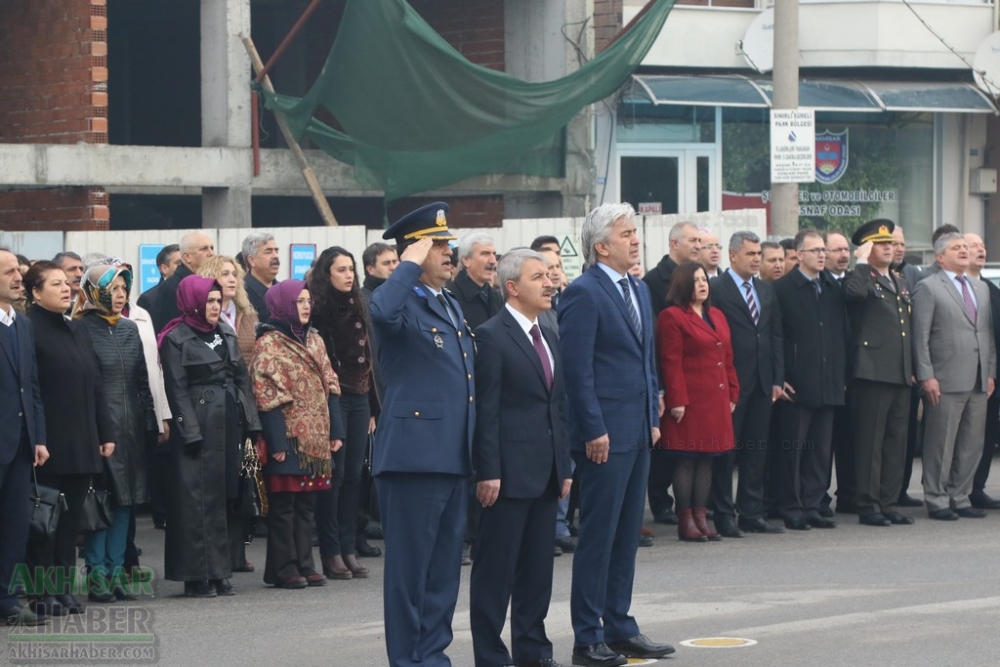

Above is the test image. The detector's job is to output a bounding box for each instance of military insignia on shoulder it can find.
[413,286,425,297]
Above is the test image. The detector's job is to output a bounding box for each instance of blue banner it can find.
[138,244,165,294]
[290,244,316,281]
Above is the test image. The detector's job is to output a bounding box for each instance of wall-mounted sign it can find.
[289,244,316,280]
[138,244,165,294]
[770,109,816,184]
[638,202,663,215]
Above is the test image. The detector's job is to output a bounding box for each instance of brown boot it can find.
[692,508,721,541]
[343,554,369,579]
[677,509,708,542]
[321,555,353,580]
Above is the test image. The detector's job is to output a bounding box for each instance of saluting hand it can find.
[854,240,873,261]
[477,479,500,507]
[400,237,434,267]
[585,434,610,464]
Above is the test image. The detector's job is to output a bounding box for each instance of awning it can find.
[629,74,997,113]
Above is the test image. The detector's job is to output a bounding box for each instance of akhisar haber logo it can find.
[815,129,848,185]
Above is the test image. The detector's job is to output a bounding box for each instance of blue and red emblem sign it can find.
[815,129,848,184]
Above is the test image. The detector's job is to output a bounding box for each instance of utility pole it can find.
[771,0,800,237]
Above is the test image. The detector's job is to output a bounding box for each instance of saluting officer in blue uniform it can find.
[369,202,477,667]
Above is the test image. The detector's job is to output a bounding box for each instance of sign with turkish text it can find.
[638,202,662,215]
[770,109,816,183]
[290,244,316,280]
[138,244,165,295]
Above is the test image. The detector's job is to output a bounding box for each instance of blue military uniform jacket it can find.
[368,261,476,476]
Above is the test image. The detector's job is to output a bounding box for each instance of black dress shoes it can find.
[783,516,811,531]
[859,512,892,527]
[806,515,836,529]
[572,643,626,667]
[30,596,67,617]
[714,516,744,538]
[607,634,676,659]
[739,517,784,534]
[2,605,47,626]
[56,594,86,614]
[184,580,217,598]
[818,504,835,518]
[954,506,988,518]
[518,659,567,667]
[928,508,959,521]
[556,535,577,553]
[897,494,923,507]
[883,510,914,525]
[213,579,236,596]
[653,508,678,525]
[356,539,382,558]
[969,492,1000,509]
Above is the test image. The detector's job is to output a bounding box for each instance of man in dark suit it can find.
[136,243,180,313]
[709,231,785,537]
[642,221,702,526]
[369,203,477,667]
[561,204,673,667]
[844,220,915,526]
[0,249,49,626]
[470,248,572,667]
[242,232,280,322]
[965,233,1000,509]
[151,231,215,332]
[772,230,847,530]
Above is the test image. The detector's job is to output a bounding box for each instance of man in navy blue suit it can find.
[559,205,674,667]
[0,249,49,626]
[369,203,477,667]
[470,248,573,667]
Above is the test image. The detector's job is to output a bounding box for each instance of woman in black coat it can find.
[23,261,114,616]
[159,275,261,598]
[73,263,154,603]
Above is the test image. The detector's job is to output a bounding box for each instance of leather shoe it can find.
[364,521,383,540]
[56,594,85,614]
[571,643,626,667]
[554,545,563,557]
[883,510,914,525]
[356,539,382,558]
[184,581,216,598]
[954,506,987,518]
[928,508,959,521]
[305,573,327,587]
[274,575,308,590]
[30,596,66,617]
[806,515,836,529]
[859,512,892,527]
[714,516,744,538]
[818,505,835,518]
[344,554,370,578]
[783,516,811,531]
[653,508,678,525]
[518,659,567,667]
[233,560,255,573]
[638,534,654,547]
[2,605,47,626]
[607,634,676,659]
[322,555,353,580]
[738,517,784,534]
[213,579,235,596]
[969,491,1000,509]
[88,590,117,603]
[555,535,577,553]
[897,494,923,507]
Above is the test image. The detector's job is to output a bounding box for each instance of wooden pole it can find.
[243,35,339,227]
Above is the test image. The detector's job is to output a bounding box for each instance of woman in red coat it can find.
[657,262,740,542]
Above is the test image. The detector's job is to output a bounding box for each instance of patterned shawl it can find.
[251,327,341,476]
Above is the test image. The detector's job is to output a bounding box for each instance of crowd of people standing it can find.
[0,203,998,667]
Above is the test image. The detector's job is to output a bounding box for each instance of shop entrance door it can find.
[618,149,716,214]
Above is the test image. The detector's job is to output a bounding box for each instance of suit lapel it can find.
[685,306,721,341]
[418,285,457,329]
[593,268,641,343]
[721,275,756,327]
[0,321,16,375]
[938,272,975,325]
[502,310,549,392]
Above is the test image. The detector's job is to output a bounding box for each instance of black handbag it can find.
[78,479,113,533]
[29,468,66,540]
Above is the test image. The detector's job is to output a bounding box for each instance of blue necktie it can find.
[618,278,641,335]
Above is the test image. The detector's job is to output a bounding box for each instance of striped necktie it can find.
[743,281,759,326]
[618,278,642,335]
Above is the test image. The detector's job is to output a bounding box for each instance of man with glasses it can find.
[824,233,851,282]
[698,229,724,278]
[772,230,847,530]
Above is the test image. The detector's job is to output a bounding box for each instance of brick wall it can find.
[411,0,506,71]
[0,0,109,231]
[595,0,623,53]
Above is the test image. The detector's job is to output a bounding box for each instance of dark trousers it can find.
[774,404,834,518]
[376,473,468,667]
[264,490,317,584]
[0,443,32,611]
[646,449,674,516]
[900,386,923,499]
[470,492,558,667]
[146,438,169,523]
[316,393,370,558]
[228,507,248,570]
[831,400,855,504]
[571,446,648,647]
[26,473,90,592]
[712,386,772,521]
[851,380,910,515]
[973,388,1000,494]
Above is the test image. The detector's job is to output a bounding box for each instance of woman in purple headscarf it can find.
[159,275,261,598]
[250,280,345,589]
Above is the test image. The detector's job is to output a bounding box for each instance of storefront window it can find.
[618,102,716,144]
[720,108,934,247]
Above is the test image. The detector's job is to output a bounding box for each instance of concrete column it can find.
[201,0,252,228]
[771,0,800,237]
[504,0,595,218]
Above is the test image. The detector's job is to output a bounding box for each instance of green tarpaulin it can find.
[258,0,675,202]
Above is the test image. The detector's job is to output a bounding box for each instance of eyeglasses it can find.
[799,248,828,256]
[827,247,850,254]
